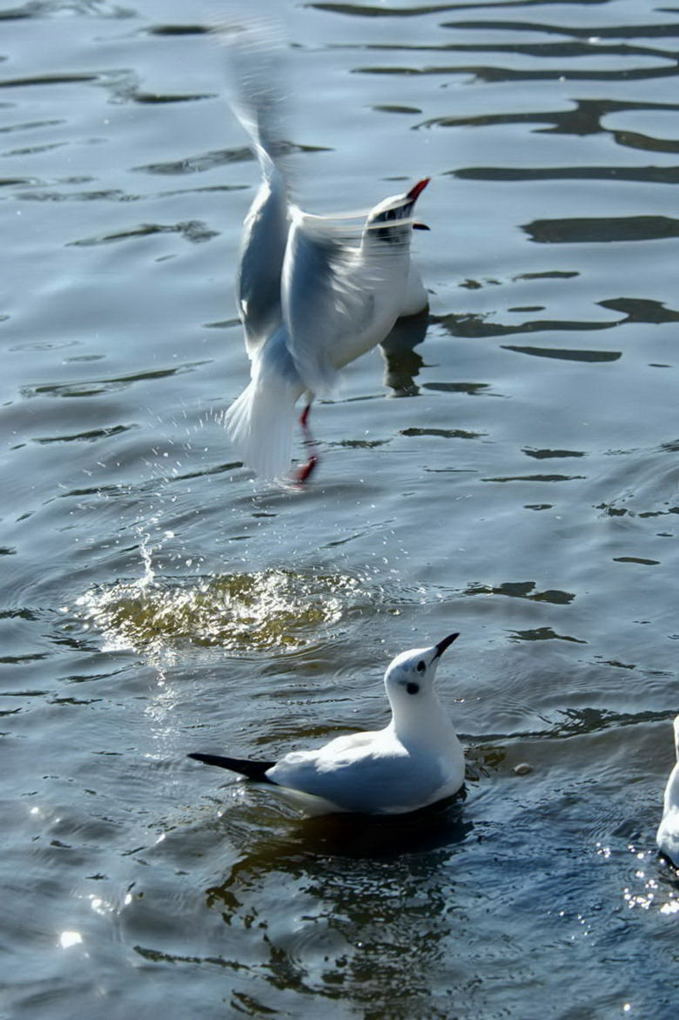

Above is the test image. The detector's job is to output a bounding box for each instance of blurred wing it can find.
[237,171,289,358]
[282,210,378,397]
[217,18,293,358]
[219,16,290,169]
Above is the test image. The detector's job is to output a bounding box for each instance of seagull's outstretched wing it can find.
[282,210,380,397]
[219,19,292,357]
[188,752,276,783]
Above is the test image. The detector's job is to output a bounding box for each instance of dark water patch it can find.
[134,142,330,177]
[0,608,38,621]
[639,507,679,519]
[0,73,99,89]
[0,689,48,698]
[364,39,677,64]
[503,345,621,363]
[556,707,672,739]
[372,103,422,114]
[612,129,679,156]
[401,426,485,440]
[523,448,586,459]
[514,270,579,281]
[595,658,636,671]
[511,626,586,643]
[308,3,454,17]
[422,380,491,396]
[48,695,102,706]
[275,797,470,859]
[0,2,134,19]
[334,438,389,448]
[442,18,679,42]
[134,146,253,176]
[17,187,134,203]
[457,165,679,186]
[613,556,661,566]
[146,24,212,37]
[465,581,575,604]
[22,362,209,400]
[0,117,64,135]
[204,318,241,330]
[131,92,214,106]
[0,652,48,664]
[133,943,242,970]
[435,311,619,340]
[310,2,637,19]
[68,220,218,247]
[599,297,679,324]
[483,473,587,482]
[355,62,679,85]
[33,424,135,445]
[3,141,66,158]
[524,216,679,244]
[0,177,39,187]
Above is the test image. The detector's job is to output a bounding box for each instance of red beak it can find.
[406,177,430,202]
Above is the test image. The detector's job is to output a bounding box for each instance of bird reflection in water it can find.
[380,308,429,398]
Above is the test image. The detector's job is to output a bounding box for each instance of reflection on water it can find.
[380,309,428,396]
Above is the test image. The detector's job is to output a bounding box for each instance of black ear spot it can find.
[416,660,426,673]
[406,682,420,695]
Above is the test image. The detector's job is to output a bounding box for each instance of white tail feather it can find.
[225,367,301,481]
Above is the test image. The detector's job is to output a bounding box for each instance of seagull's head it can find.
[384,632,459,709]
[363,177,430,248]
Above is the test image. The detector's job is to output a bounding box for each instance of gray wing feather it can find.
[282,213,378,397]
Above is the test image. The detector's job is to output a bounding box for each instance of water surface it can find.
[1,1,678,1017]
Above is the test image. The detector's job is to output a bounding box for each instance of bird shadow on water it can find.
[202,793,473,928]
[214,788,473,866]
[291,792,472,859]
[379,309,428,397]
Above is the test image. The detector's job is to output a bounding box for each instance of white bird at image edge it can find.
[657,714,679,866]
[188,632,465,816]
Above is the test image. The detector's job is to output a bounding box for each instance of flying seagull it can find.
[221,23,430,482]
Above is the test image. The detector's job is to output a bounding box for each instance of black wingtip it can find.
[187,752,276,783]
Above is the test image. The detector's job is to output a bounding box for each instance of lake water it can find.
[2,0,679,1017]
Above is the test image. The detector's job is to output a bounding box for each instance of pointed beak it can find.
[412,221,430,231]
[434,632,460,659]
[406,177,430,202]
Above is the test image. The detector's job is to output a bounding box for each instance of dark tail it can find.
[187,753,276,783]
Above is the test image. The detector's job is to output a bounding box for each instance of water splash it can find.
[75,568,361,655]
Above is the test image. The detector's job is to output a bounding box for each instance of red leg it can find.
[294,401,319,483]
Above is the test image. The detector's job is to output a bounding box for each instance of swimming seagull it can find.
[221,24,430,483]
[657,715,679,866]
[188,632,465,815]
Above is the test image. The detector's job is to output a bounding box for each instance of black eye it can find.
[406,682,420,695]
[416,660,426,673]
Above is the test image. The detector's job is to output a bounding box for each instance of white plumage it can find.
[657,715,679,866]
[188,632,465,816]
[222,25,429,482]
